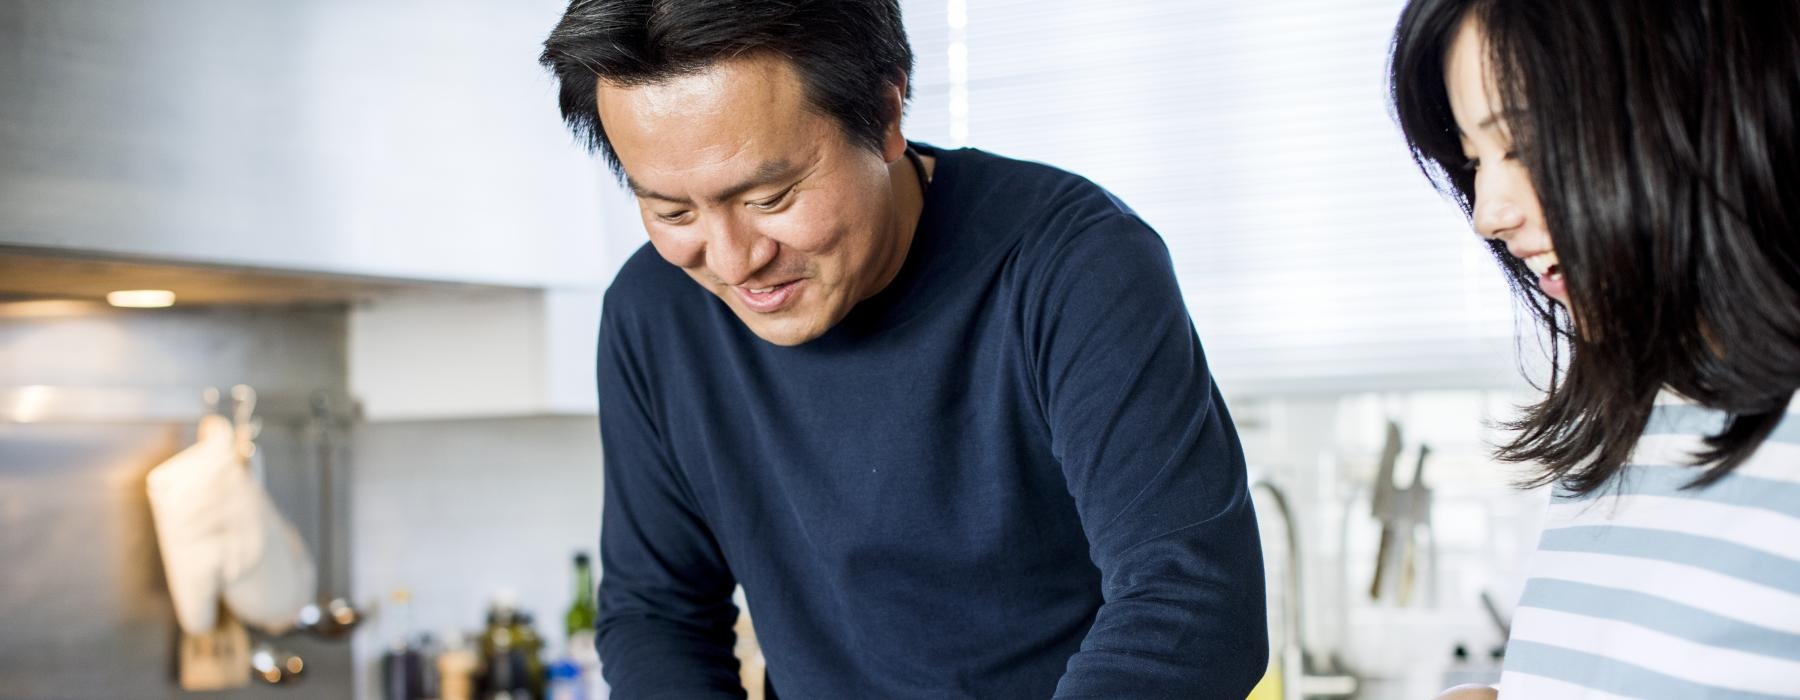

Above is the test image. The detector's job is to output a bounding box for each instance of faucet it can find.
[1251,477,1358,700]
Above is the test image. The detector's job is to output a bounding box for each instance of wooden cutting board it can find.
[178,611,251,691]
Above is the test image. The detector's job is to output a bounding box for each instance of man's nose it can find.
[704,215,776,286]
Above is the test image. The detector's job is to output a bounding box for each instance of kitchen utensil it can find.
[1396,445,1432,605]
[1368,422,1403,600]
[1371,425,1434,604]
[1479,590,1511,641]
[295,390,361,638]
[250,640,306,684]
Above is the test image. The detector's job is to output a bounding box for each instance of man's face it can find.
[596,53,910,346]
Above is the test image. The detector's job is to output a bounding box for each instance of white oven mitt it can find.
[147,414,316,635]
[147,414,240,634]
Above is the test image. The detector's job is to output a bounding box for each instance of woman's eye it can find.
[1460,150,1520,174]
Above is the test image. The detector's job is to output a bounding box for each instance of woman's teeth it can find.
[1524,250,1561,278]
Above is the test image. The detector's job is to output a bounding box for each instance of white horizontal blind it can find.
[902,0,1522,394]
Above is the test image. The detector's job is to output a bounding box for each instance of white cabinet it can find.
[0,0,608,289]
[349,287,604,420]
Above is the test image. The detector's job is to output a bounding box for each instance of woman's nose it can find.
[1471,171,1526,241]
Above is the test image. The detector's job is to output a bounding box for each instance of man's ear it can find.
[880,73,909,163]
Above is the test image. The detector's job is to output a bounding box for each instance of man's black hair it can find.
[540,0,915,179]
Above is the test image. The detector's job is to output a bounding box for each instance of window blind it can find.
[902,0,1523,395]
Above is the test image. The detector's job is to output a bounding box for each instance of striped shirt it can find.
[1499,392,1800,699]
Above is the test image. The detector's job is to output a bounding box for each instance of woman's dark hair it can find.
[539,0,914,178]
[1390,0,1800,494]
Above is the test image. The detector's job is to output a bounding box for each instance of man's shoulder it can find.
[935,144,1149,249]
[933,147,1177,313]
[938,145,1131,212]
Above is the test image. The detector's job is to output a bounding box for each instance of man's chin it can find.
[740,313,829,347]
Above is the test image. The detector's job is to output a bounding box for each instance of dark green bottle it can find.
[564,553,598,642]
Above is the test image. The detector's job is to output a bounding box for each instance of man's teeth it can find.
[1523,250,1560,277]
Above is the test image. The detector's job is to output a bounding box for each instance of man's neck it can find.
[862,148,934,303]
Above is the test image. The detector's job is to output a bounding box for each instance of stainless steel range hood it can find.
[0,0,608,289]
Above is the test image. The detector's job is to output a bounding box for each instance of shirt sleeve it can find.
[1026,212,1270,698]
[595,300,748,699]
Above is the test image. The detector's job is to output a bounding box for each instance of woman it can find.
[1389,0,1800,697]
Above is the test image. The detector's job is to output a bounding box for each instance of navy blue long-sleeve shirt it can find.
[595,143,1267,699]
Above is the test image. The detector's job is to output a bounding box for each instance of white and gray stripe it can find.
[1499,393,1800,698]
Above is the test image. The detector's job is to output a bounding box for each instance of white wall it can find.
[347,415,603,699]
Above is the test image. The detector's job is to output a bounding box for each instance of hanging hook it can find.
[230,384,260,460]
[193,386,231,442]
[308,389,333,426]
[230,385,256,416]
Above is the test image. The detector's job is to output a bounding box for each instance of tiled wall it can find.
[347,415,603,699]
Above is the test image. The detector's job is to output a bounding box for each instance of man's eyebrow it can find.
[625,177,686,204]
[626,159,800,206]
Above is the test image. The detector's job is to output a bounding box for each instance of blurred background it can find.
[0,1,1550,698]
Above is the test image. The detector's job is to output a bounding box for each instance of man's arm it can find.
[1028,214,1269,698]
[595,304,746,699]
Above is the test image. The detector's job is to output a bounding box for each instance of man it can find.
[539,1,1267,697]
